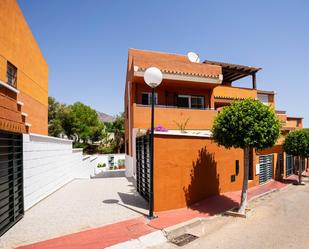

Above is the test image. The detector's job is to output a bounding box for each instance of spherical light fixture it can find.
[144,67,163,88]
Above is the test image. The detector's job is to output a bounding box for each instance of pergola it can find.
[204,60,261,89]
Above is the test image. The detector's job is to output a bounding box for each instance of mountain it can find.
[97,112,115,123]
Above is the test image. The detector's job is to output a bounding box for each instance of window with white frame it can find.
[141,92,158,105]
[177,95,204,109]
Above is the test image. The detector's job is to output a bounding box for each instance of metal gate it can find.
[259,154,273,184]
[0,130,24,236]
[136,134,150,202]
[278,152,284,177]
[286,154,294,177]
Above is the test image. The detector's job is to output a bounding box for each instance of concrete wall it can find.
[23,134,93,210]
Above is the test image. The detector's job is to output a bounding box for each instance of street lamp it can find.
[144,67,163,219]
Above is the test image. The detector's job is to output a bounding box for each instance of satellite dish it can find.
[187,52,200,63]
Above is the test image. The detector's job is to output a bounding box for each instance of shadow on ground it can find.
[102,177,148,216]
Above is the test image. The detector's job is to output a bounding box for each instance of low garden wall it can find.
[23,133,93,210]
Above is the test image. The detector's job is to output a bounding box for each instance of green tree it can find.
[48,96,59,122]
[283,129,309,185]
[212,99,281,215]
[48,97,65,137]
[68,102,102,143]
[107,113,124,153]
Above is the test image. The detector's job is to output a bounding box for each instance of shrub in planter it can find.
[97,163,106,168]
[118,159,125,169]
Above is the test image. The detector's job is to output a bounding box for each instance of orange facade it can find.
[125,48,304,211]
[0,0,48,135]
[154,135,259,211]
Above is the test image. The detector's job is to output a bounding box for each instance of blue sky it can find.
[19,0,308,127]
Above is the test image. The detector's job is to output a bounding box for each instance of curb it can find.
[105,231,167,249]
[106,182,294,248]
[162,217,208,240]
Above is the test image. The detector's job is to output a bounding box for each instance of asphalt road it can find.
[156,180,309,249]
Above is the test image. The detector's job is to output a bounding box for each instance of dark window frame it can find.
[6,61,17,88]
[141,92,158,105]
[176,95,205,109]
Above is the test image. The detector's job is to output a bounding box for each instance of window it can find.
[141,92,158,105]
[257,94,269,106]
[7,62,17,88]
[191,96,204,109]
[177,95,204,109]
[177,95,190,108]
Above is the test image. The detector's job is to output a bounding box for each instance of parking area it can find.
[0,177,147,249]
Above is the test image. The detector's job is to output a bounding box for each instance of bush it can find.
[73,142,88,150]
[96,144,115,154]
[118,159,125,169]
[97,163,106,168]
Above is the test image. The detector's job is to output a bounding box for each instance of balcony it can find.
[133,103,217,130]
[213,85,257,100]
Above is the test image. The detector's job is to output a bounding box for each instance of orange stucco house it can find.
[0,0,48,136]
[124,48,304,211]
[0,0,48,236]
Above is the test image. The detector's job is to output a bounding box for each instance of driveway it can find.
[0,177,148,249]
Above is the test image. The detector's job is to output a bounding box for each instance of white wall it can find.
[23,134,93,210]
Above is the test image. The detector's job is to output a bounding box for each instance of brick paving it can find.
[14,178,295,249]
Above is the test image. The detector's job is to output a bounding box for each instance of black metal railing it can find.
[136,104,216,111]
[0,130,24,236]
[136,134,150,202]
[286,154,294,177]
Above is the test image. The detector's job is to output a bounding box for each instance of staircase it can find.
[0,80,29,134]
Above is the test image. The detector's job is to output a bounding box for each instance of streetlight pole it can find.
[149,87,155,218]
[143,67,163,219]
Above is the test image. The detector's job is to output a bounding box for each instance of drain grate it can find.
[170,233,198,247]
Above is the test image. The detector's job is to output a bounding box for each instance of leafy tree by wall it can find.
[212,99,280,215]
[283,129,309,184]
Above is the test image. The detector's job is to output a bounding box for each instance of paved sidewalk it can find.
[1,177,148,249]
[14,178,295,249]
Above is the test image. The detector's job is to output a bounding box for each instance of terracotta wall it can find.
[0,0,48,135]
[286,118,302,128]
[124,57,134,156]
[133,104,217,131]
[19,92,48,135]
[153,135,259,211]
[213,85,257,100]
[0,87,26,133]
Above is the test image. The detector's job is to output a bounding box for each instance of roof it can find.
[204,60,261,82]
[129,49,222,79]
[257,90,275,95]
[287,116,303,120]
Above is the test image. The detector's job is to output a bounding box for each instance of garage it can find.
[259,154,273,184]
[0,130,23,236]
